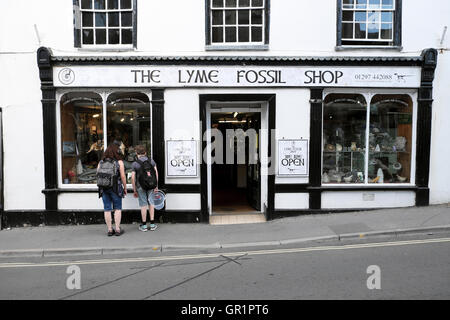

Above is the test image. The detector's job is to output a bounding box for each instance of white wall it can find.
[429,53,450,204]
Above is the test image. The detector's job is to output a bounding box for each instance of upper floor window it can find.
[206,0,270,49]
[337,0,401,48]
[73,0,136,49]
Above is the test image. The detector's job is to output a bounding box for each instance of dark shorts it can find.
[102,188,123,211]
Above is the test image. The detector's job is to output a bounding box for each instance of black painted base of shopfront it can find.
[0,210,205,229]
[1,206,425,228]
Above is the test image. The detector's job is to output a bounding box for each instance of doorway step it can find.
[209,213,266,225]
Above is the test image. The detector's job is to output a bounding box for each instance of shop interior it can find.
[210,111,261,214]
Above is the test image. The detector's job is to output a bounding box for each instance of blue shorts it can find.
[137,187,153,207]
[102,188,123,211]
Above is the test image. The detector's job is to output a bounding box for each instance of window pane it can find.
[60,92,103,185]
[95,29,106,44]
[238,10,250,24]
[355,11,366,22]
[323,94,367,184]
[238,26,249,42]
[95,12,106,27]
[120,0,132,9]
[225,26,237,42]
[82,12,93,27]
[380,23,392,39]
[212,0,224,8]
[107,92,150,184]
[108,28,120,44]
[368,95,413,184]
[356,0,367,9]
[251,10,263,24]
[212,10,223,25]
[225,0,237,7]
[225,10,236,24]
[368,0,380,9]
[107,0,118,9]
[355,23,366,38]
[252,0,263,7]
[368,23,379,39]
[94,0,105,10]
[121,12,132,27]
[239,0,250,7]
[251,26,262,42]
[108,12,119,27]
[342,11,354,22]
[81,0,92,9]
[342,23,354,38]
[381,0,394,9]
[368,11,379,23]
[121,28,132,44]
[82,29,94,44]
[381,11,392,23]
[342,0,355,9]
[212,27,224,42]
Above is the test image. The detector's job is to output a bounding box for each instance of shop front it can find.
[33,46,437,225]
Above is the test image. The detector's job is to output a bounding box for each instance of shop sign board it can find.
[54,65,421,88]
[166,140,198,177]
[278,139,309,176]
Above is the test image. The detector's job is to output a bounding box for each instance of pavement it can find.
[0,204,449,258]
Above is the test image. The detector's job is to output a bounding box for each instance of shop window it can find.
[60,92,104,184]
[323,94,367,184]
[73,0,136,48]
[206,0,270,48]
[322,93,413,185]
[368,94,412,183]
[107,92,151,184]
[337,0,401,47]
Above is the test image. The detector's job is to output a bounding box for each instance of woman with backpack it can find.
[97,140,127,236]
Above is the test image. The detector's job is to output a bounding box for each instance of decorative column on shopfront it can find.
[37,47,58,215]
[416,48,438,206]
[309,88,323,210]
[151,89,166,220]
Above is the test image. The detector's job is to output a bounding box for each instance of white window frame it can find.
[209,0,266,46]
[341,0,395,43]
[321,88,417,187]
[79,0,134,49]
[56,88,152,189]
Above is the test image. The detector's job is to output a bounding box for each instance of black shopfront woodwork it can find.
[26,46,439,227]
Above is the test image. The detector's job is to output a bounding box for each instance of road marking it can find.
[1,237,449,269]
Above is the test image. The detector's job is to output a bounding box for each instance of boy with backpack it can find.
[131,145,158,231]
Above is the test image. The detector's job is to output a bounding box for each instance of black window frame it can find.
[73,0,137,49]
[205,0,271,51]
[336,0,402,49]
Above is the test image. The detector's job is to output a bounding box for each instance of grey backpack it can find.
[97,158,118,189]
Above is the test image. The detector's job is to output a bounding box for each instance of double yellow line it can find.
[1,237,449,269]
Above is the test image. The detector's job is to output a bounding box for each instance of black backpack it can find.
[136,158,157,191]
[97,158,118,189]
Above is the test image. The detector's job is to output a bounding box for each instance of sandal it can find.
[115,228,123,236]
[107,229,115,237]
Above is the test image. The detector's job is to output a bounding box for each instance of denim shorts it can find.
[102,188,123,211]
[137,187,152,207]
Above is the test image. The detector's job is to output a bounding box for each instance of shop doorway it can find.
[206,103,268,218]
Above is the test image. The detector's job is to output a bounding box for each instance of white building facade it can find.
[0,0,449,226]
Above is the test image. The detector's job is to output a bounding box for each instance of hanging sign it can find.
[166,140,198,177]
[278,139,309,176]
[53,65,421,88]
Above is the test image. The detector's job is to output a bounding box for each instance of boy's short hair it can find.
[135,145,146,155]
